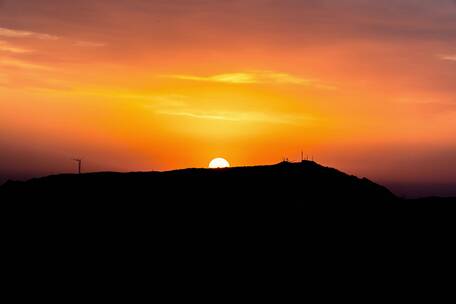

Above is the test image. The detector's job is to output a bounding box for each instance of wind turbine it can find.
[73,159,82,174]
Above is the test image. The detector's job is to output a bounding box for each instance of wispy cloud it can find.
[0,58,52,70]
[0,27,58,40]
[74,41,106,48]
[396,97,456,111]
[0,40,31,53]
[147,94,312,125]
[162,71,317,85]
[156,109,310,125]
[438,54,456,61]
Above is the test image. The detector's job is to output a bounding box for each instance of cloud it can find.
[0,27,58,40]
[147,94,312,125]
[74,41,106,47]
[167,73,259,84]
[156,109,310,125]
[162,71,318,85]
[396,97,456,112]
[439,54,456,61]
[0,40,31,53]
[0,58,52,70]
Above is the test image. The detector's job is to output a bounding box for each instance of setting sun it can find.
[1,0,456,198]
[209,158,230,169]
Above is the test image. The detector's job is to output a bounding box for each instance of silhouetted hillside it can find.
[2,161,456,280]
[1,161,396,205]
[1,161,455,233]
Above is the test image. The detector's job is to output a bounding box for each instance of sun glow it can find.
[209,158,230,169]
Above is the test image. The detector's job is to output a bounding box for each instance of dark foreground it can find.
[1,161,455,293]
[2,161,455,229]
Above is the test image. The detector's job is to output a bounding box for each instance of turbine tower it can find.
[73,159,82,174]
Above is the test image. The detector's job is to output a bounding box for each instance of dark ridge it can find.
[1,161,455,240]
[1,161,397,206]
[2,161,456,279]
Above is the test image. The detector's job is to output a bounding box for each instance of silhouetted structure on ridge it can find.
[73,159,82,174]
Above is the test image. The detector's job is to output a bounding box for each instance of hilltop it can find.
[2,161,456,257]
[1,161,397,205]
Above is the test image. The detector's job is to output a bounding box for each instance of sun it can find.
[209,158,230,169]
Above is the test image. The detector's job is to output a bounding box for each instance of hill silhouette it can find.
[2,160,455,285]
[1,160,396,205]
[0,161,456,235]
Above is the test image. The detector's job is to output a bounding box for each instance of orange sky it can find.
[1,0,456,186]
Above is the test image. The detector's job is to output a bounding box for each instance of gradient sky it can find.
[1,0,456,193]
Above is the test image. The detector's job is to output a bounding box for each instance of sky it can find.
[0,0,456,195]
